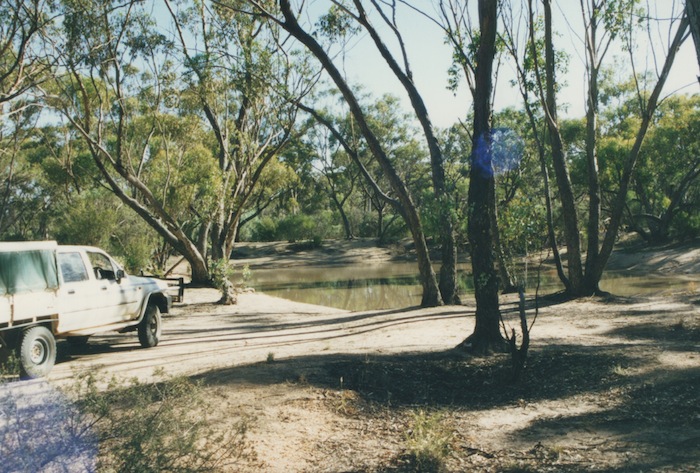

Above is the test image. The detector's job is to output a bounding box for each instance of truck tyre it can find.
[19,326,57,379]
[138,304,161,348]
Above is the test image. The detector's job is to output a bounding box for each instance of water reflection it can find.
[245,262,697,311]
[248,263,428,311]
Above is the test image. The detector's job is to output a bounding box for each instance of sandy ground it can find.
[41,240,700,472]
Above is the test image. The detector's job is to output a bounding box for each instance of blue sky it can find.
[334,0,700,129]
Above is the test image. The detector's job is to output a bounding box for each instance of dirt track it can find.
[49,288,470,383]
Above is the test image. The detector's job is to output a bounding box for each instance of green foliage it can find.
[498,194,547,257]
[316,4,360,41]
[277,213,317,242]
[251,216,279,242]
[672,210,700,240]
[622,95,700,242]
[109,212,160,274]
[252,212,337,243]
[401,410,453,473]
[52,190,159,273]
[65,370,254,472]
[208,258,236,291]
[0,352,20,382]
[54,191,120,248]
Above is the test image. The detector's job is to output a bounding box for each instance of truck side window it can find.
[57,252,89,283]
[87,251,116,280]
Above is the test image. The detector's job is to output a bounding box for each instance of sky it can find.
[331,0,700,129]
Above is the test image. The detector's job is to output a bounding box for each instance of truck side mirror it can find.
[116,269,125,283]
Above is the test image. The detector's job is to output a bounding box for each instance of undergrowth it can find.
[1,368,255,472]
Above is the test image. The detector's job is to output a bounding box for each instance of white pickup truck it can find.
[0,241,172,378]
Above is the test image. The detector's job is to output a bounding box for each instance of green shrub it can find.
[672,211,700,240]
[54,191,119,249]
[0,352,20,382]
[52,190,160,273]
[109,214,160,274]
[1,369,254,472]
[277,213,316,242]
[68,370,255,472]
[401,410,453,473]
[251,216,278,242]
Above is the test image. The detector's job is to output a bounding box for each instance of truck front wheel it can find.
[138,304,161,348]
[19,326,57,379]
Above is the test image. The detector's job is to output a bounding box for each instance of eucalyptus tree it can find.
[0,0,52,107]
[624,95,700,242]
[163,0,313,262]
[459,0,503,352]
[329,0,460,304]
[328,94,431,242]
[307,120,360,239]
[501,2,569,288]
[577,1,688,294]
[0,109,52,239]
[244,0,443,306]
[409,0,519,294]
[297,95,412,244]
[46,0,213,283]
[515,0,688,296]
[46,0,307,292]
[1,0,53,235]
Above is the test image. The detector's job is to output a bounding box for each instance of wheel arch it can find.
[145,291,170,315]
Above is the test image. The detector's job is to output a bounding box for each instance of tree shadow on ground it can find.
[511,366,700,473]
[605,320,700,347]
[194,347,699,472]
[195,343,654,411]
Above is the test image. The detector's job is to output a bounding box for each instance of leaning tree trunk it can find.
[590,16,689,285]
[458,0,504,353]
[275,0,442,306]
[352,0,458,304]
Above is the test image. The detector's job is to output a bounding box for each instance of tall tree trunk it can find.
[542,0,585,295]
[687,0,700,84]
[276,0,442,306]
[503,4,571,293]
[459,0,503,353]
[583,3,602,294]
[525,99,571,292]
[334,196,354,240]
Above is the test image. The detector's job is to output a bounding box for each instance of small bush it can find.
[277,213,316,242]
[1,369,255,472]
[0,352,20,382]
[400,410,453,472]
[68,370,255,472]
[209,258,238,304]
[251,216,278,242]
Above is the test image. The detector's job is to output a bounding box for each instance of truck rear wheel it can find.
[138,304,161,348]
[19,326,57,379]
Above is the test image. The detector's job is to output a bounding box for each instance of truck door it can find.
[55,250,121,333]
[86,250,140,322]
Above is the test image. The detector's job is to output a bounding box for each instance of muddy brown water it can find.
[245,262,699,311]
